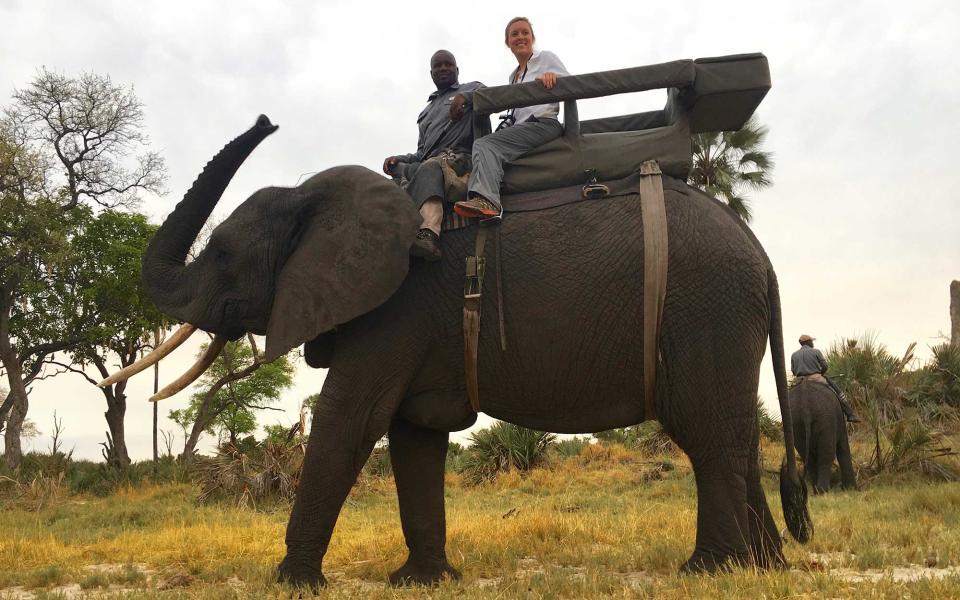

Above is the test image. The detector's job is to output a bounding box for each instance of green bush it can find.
[552,436,592,459]
[446,442,467,472]
[594,422,676,455]
[461,422,556,484]
[905,343,960,411]
[363,444,392,478]
[827,334,959,481]
[1,452,191,499]
[757,398,783,442]
[195,440,304,508]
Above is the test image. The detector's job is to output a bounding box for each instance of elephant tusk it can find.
[149,335,228,401]
[97,324,198,388]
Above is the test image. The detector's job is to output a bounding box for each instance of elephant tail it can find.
[768,270,813,544]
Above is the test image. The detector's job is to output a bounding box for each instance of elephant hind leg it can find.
[668,392,756,572]
[812,427,836,494]
[387,417,461,586]
[745,450,786,569]
[678,458,753,574]
[837,426,857,490]
[662,350,767,572]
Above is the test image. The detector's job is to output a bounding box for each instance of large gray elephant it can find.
[789,381,857,494]
[137,115,811,589]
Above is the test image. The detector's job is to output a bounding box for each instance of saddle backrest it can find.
[471,53,771,195]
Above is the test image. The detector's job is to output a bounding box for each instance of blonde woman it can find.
[452,17,569,223]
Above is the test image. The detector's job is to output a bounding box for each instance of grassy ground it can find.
[2,441,960,598]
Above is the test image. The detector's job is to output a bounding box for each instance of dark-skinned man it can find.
[791,334,861,422]
[383,50,483,260]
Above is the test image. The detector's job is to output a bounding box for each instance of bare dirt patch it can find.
[833,565,960,583]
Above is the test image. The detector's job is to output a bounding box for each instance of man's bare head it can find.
[430,50,459,90]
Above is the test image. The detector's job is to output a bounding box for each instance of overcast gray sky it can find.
[2,0,958,460]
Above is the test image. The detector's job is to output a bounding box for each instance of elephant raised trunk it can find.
[142,115,278,332]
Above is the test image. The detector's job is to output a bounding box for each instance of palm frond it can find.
[687,117,774,217]
[726,195,753,222]
[739,151,775,172]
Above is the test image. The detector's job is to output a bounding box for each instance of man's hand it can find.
[536,71,558,89]
[383,156,400,175]
[449,94,467,122]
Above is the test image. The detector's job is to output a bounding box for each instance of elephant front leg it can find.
[387,417,460,586]
[277,401,377,590]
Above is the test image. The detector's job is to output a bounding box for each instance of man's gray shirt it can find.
[791,345,829,377]
[396,81,483,164]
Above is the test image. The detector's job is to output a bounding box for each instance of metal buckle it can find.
[582,169,609,199]
[464,256,486,299]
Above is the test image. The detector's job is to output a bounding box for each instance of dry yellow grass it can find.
[1,438,959,598]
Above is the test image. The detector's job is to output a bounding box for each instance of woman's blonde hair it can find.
[504,17,534,45]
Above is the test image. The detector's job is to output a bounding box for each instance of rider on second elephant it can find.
[791,334,861,422]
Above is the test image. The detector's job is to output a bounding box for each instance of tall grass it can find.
[2,438,960,598]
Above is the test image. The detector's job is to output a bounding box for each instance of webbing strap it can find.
[639,160,668,421]
[464,227,489,412]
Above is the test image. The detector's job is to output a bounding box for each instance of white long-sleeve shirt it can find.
[509,50,569,124]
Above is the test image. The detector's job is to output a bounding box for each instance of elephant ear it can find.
[264,165,420,362]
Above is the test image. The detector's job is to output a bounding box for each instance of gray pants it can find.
[393,160,444,208]
[468,117,563,208]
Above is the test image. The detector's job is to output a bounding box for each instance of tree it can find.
[0,122,77,468]
[0,69,166,469]
[47,210,166,467]
[687,116,774,222]
[169,336,294,461]
[7,68,166,210]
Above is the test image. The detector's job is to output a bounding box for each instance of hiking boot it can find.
[454,196,502,219]
[410,228,441,261]
[838,392,862,423]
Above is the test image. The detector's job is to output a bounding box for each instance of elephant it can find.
[789,381,857,494]
[137,115,811,589]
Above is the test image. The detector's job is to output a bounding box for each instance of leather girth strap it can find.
[639,160,668,421]
[464,227,489,412]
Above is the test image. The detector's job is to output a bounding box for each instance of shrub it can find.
[363,444,392,478]
[865,415,958,482]
[196,440,304,507]
[552,436,592,459]
[446,442,467,472]
[757,398,783,442]
[460,422,556,484]
[594,422,677,455]
[905,343,960,411]
[827,334,959,480]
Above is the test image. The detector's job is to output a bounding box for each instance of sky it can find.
[1,0,958,460]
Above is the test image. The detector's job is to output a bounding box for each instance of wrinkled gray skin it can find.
[142,117,810,590]
[789,382,857,494]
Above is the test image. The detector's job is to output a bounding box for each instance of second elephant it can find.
[789,381,857,493]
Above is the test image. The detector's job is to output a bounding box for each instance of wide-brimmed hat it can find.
[798,334,815,343]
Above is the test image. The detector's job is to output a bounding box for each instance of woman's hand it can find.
[536,71,558,89]
[449,94,467,122]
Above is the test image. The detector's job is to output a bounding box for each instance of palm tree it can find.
[688,116,774,222]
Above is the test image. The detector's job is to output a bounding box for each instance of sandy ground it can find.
[2,556,960,598]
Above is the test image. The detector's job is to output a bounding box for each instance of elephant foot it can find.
[277,554,327,592]
[679,551,750,575]
[388,556,461,586]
